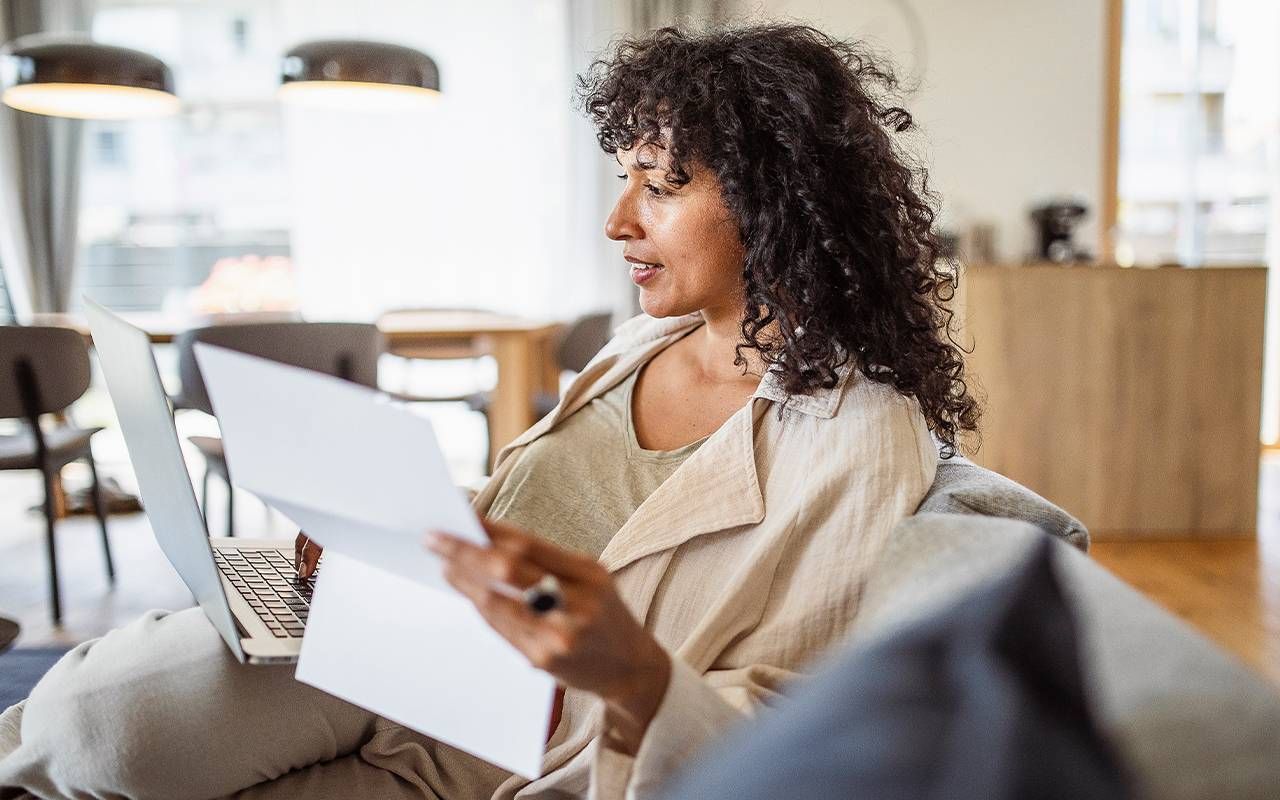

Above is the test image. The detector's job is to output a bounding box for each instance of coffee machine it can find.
[1030,200,1091,263]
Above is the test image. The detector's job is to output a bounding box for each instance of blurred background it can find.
[0,0,1276,686]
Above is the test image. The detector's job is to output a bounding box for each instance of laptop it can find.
[85,299,312,664]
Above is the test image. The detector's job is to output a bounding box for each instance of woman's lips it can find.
[630,264,663,286]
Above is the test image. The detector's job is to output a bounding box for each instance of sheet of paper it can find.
[194,344,553,777]
[298,552,553,778]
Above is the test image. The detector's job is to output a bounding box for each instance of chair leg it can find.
[85,451,116,584]
[41,468,63,626]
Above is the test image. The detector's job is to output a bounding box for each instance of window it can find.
[76,1,291,313]
[1113,0,1277,267]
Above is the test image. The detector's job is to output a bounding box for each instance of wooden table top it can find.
[28,309,558,344]
[375,310,559,342]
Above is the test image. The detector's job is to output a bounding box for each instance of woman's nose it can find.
[605,190,642,241]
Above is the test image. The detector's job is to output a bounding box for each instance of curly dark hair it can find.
[578,23,980,456]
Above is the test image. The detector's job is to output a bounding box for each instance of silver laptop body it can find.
[86,299,308,664]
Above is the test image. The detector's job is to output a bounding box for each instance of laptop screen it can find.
[84,299,244,660]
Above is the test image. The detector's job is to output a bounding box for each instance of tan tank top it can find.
[487,368,705,558]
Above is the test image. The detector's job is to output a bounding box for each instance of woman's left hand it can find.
[426,517,672,753]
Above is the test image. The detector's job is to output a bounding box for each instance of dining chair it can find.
[0,326,115,625]
[172,321,383,537]
[539,311,613,415]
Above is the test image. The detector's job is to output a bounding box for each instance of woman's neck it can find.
[693,305,769,384]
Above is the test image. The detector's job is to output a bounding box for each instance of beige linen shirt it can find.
[387,312,936,799]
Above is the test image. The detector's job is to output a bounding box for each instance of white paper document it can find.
[300,552,554,777]
[195,344,554,777]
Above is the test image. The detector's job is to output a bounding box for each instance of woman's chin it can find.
[638,291,679,318]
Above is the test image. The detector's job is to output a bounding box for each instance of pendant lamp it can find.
[279,40,440,111]
[0,34,178,120]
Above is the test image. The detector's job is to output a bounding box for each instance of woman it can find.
[0,23,978,800]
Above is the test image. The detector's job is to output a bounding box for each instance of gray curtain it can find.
[0,0,89,322]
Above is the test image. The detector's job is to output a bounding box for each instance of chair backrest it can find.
[556,312,613,374]
[0,326,93,420]
[174,321,383,415]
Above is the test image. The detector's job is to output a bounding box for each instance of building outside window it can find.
[75,0,292,314]
[1115,0,1277,268]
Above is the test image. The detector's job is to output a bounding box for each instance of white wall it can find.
[728,0,1107,262]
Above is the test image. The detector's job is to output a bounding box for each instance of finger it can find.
[294,532,308,573]
[426,533,543,589]
[480,518,602,582]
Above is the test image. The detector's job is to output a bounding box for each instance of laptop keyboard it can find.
[213,548,318,639]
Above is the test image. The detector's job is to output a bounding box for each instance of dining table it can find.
[32,309,564,468]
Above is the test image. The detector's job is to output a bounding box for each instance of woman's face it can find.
[605,143,745,319]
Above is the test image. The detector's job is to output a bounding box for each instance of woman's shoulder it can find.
[764,366,936,474]
[833,370,932,443]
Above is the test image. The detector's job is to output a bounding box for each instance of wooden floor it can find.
[2,440,1278,689]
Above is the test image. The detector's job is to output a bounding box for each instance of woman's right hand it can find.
[294,532,322,578]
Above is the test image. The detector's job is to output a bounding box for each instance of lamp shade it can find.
[279,40,440,110]
[0,34,178,120]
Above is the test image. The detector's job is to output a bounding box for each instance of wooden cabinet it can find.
[958,264,1266,539]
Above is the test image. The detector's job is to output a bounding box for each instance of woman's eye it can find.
[645,183,668,197]
[615,173,626,180]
